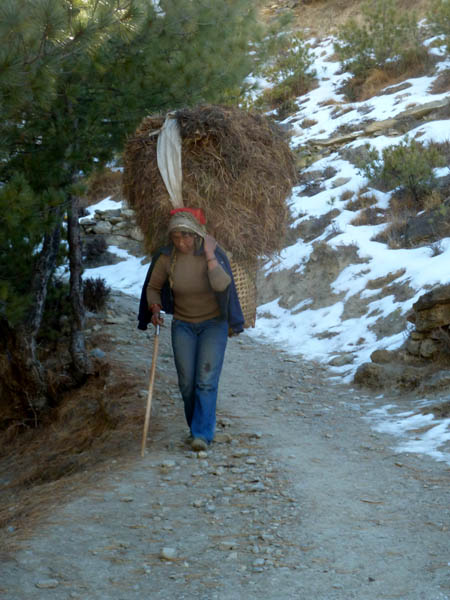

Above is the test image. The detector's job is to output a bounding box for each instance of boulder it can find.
[405,338,421,357]
[311,131,362,147]
[419,371,450,393]
[370,349,394,364]
[93,221,113,235]
[414,304,450,332]
[364,118,397,135]
[411,284,450,332]
[397,98,450,120]
[354,362,424,390]
[413,284,450,311]
[419,338,440,358]
[328,353,354,367]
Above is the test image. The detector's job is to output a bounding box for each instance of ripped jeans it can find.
[171,317,228,444]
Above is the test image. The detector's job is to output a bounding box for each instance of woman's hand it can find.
[204,235,218,268]
[150,304,164,327]
[203,234,217,260]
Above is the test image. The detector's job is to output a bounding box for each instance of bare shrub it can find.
[340,189,354,202]
[422,190,444,211]
[351,206,386,226]
[371,197,417,247]
[345,190,377,211]
[429,241,444,256]
[319,98,340,107]
[372,222,406,248]
[389,191,419,219]
[301,118,318,128]
[357,49,429,99]
[366,269,406,289]
[430,69,450,94]
[83,237,108,263]
[83,277,111,312]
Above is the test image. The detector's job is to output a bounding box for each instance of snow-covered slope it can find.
[248,33,450,382]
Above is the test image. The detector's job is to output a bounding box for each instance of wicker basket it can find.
[229,257,257,328]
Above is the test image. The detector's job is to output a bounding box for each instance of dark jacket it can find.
[137,244,244,334]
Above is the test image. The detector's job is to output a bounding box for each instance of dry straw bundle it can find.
[122,104,296,261]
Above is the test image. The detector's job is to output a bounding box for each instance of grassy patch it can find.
[371,217,410,248]
[342,47,431,101]
[350,206,386,226]
[430,69,450,94]
[366,269,406,289]
[345,190,378,211]
[422,190,445,211]
[301,117,318,128]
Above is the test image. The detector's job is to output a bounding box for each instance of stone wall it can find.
[405,285,450,360]
[354,284,450,393]
[80,204,145,258]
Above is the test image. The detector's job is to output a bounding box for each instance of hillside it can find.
[241,1,450,396]
[263,0,432,35]
[1,4,450,598]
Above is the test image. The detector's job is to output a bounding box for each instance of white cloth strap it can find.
[156,116,183,208]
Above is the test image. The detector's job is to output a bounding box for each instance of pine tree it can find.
[0,0,270,421]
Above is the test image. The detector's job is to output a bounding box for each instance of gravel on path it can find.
[1,291,449,600]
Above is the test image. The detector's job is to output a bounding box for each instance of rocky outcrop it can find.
[405,200,450,247]
[354,284,450,392]
[406,285,450,355]
[257,241,367,311]
[80,204,144,258]
[306,98,450,155]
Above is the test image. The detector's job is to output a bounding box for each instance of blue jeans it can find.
[171,317,228,444]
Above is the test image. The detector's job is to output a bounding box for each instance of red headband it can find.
[169,207,206,225]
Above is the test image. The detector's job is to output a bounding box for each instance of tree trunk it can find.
[0,221,62,421]
[29,216,62,339]
[0,320,47,421]
[67,194,93,382]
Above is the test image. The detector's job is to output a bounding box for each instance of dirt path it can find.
[1,291,449,600]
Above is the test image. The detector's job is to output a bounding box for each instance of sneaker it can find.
[191,437,207,452]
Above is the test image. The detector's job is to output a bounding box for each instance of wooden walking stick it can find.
[141,324,160,457]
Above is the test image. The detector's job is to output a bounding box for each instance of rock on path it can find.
[1,292,449,600]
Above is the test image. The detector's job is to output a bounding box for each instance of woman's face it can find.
[171,230,196,254]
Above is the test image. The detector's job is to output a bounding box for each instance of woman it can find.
[138,207,244,451]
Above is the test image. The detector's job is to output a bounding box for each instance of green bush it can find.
[334,0,421,78]
[428,0,450,53]
[256,32,316,112]
[356,138,446,202]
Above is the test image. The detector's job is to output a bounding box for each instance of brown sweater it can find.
[146,252,231,322]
